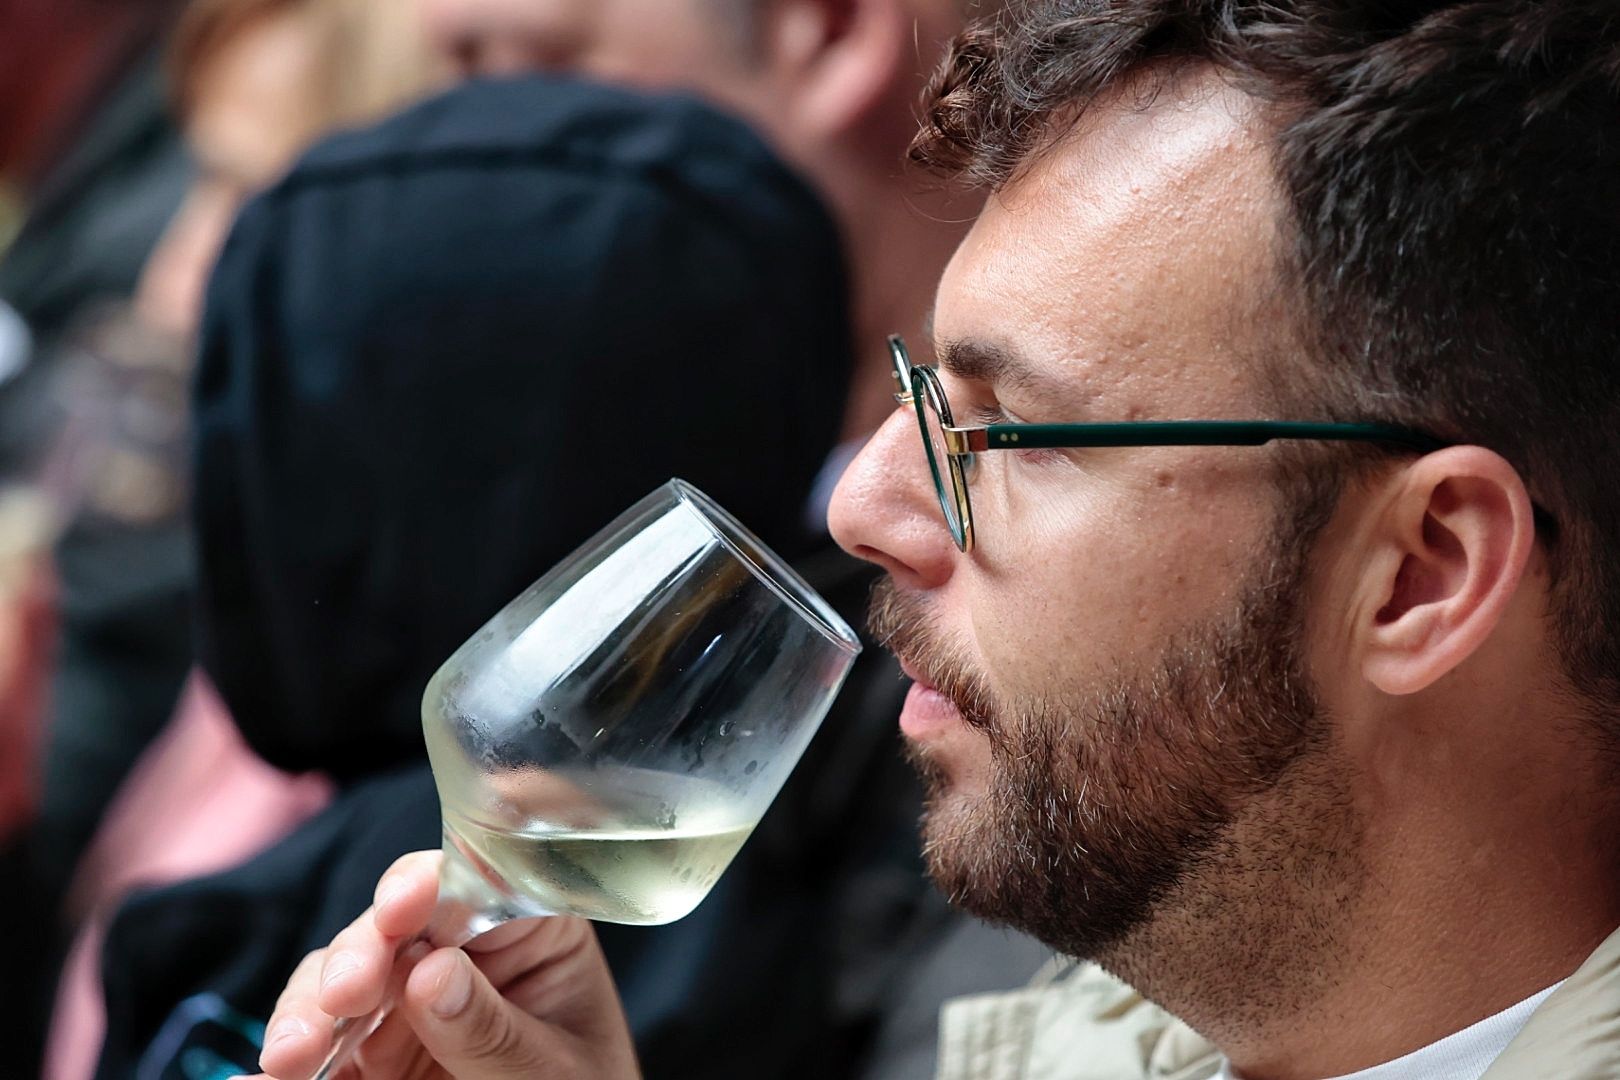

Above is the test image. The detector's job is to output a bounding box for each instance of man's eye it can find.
[971,402,1041,429]
[970,402,1068,465]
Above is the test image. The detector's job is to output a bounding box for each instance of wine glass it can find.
[314,479,861,1076]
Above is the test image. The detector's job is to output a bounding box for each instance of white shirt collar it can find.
[1217,981,1563,1080]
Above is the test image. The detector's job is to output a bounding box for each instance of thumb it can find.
[401,947,579,1078]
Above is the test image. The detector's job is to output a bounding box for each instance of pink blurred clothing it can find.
[45,672,331,1080]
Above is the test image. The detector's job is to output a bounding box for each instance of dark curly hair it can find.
[915,1,1620,735]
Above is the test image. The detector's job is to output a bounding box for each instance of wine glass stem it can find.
[310,898,485,1079]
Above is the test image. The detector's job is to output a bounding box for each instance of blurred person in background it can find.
[136,0,446,338]
[21,2,445,1077]
[0,2,189,1069]
[36,0,445,900]
[0,1,188,749]
[0,0,189,464]
[414,0,982,442]
[91,1,1054,1078]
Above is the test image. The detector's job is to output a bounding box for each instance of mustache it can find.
[866,576,997,734]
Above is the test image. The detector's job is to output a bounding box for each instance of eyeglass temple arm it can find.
[963,420,1447,454]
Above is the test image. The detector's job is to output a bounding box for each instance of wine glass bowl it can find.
[422,478,861,928]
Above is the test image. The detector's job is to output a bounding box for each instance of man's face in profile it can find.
[832,68,1365,973]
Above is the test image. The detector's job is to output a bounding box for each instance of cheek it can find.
[965,454,1272,698]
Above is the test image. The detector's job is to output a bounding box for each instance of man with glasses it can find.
[248,1,1620,1077]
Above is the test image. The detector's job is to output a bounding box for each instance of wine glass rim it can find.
[668,479,861,656]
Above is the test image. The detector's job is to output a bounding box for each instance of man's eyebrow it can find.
[937,337,1051,397]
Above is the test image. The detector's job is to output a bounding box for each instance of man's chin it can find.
[914,789,1004,902]
[910,776,1161,962]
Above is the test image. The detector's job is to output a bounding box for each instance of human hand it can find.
[245,850,640,1079]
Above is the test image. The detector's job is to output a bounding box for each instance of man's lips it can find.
[897,657,962,739]
[897,657,933,690]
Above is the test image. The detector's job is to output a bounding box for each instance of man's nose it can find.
[828,408,958,590]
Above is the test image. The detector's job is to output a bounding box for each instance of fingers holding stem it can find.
[257,852,444,1078]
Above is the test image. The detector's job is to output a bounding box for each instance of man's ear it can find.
[757,0,909,139]
[1360,447,1538,695]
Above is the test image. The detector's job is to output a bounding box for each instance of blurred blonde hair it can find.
[169,0,448,131]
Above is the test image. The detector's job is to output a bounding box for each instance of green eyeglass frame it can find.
[887,335,1449,552]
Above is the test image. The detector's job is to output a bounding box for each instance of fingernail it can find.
[430,952,473,1018]
[265,1015,310,1050]
[322,952,360,990]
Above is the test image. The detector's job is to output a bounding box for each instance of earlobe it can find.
[1361,449,1538,696]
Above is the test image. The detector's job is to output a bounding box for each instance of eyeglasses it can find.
[888,335,1449,552]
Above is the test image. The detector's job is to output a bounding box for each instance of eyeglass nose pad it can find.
[888,334,916,404]
[887,333,911,374]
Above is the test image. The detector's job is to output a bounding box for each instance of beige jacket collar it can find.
[936,925,1620,1080]
[1480,922,1620,1079]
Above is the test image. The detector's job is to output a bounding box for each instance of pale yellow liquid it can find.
[443,812,754,924]
[425,685,763,925]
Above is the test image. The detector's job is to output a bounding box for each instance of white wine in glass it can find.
[315,479,861,1075]
[433,771,755,925]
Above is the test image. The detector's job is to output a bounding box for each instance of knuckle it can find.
[465,1000,541,1068]
[274,949,328,1011]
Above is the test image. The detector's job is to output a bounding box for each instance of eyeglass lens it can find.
[912,369,969,548]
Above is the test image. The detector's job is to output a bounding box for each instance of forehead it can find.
[934,66,1283,415]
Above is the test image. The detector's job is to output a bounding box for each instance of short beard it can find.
[867,515,1363,994]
